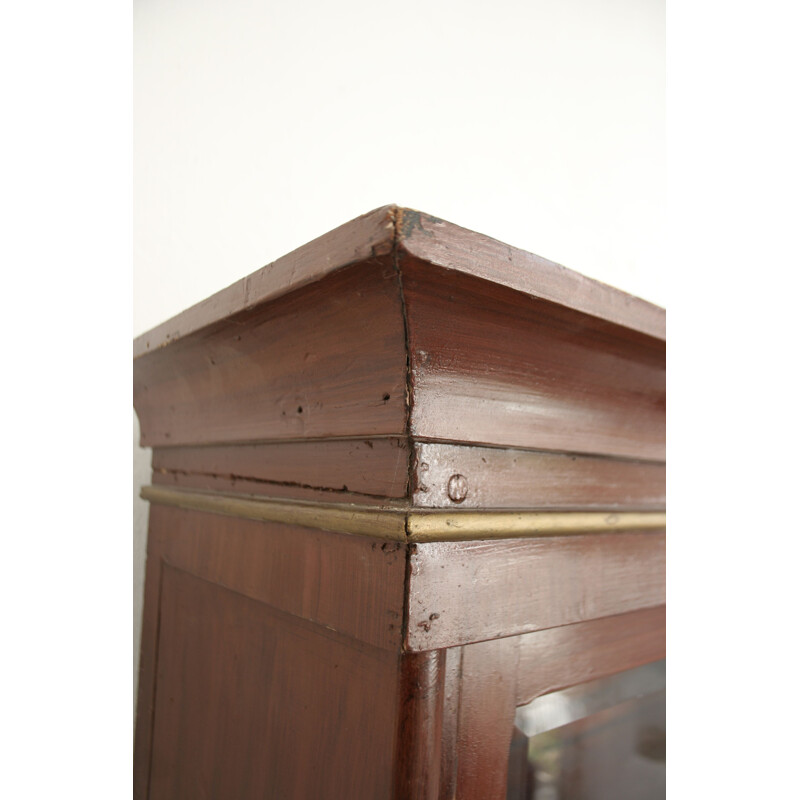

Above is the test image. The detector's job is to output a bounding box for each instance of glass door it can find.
[506,660,665,799]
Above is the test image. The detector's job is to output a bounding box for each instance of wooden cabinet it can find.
[133,206,665,799]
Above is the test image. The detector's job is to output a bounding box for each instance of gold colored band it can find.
[141,485,665,542]
[141,484,408,540]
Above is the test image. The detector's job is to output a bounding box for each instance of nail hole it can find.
[382,393,390,402]
[297,406,303,413]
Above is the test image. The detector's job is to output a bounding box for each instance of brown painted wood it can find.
[134,205,663,359]
[454,636,520,799]
[134,257,408,447]
[402,255,665,460]
[134,206,666,797]
[393,650,446,800]
[406,531,665,651]
[412,442,665,509]
[147,563,399,799]
[515,606,667,705]
[133,204,396,358]
[395,207,665,341]
[437,646,463,800]
[146,505,406,651]
[133,528,165,799]
[151,469,407,507]
[152,437,410,503]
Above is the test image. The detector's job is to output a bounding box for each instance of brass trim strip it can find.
[141,485,666,542]
[406,509,667,542]
[141,485,408,540]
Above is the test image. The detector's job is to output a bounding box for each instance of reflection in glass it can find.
[506,661,665,799]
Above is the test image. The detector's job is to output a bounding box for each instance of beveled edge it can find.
[141,485,666,543]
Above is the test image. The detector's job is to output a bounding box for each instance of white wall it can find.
[133,0,664,703]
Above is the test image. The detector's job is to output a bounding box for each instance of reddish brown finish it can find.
[406,531,665,651]
[395,207,665,342]
[151,469,407,507]
[133,205,396,358]
[146,505,406,651]
[515,605,667,705]
[152,437,410,504]
[402,255,665,461]
[393,651,446,800]
[134,258,408,448]
[437,646,463,800]
[454,636,520,799]
[134,207,666,799]
[413,442,665,509]
[148,564,399,799]
[133,532,166,797]
[134,205,664,359]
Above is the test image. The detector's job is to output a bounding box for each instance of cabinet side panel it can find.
[133,541,165,799]
[146,505,406,651]
[147,564,398,799]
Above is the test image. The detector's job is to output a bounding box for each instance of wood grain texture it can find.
[438,646,463,800]
[146,505,406,650]
[134,205,663,361]
[133,532,165,799]
[134,258,408,447]
[151,469,407,507]
[412,442,665,509]
[515,606,666,705]
[454,636,520,800]
[152,437,410,503]
[147,564,399,800]
[393,650,446,800]
[406,531,665,651]
[402,255,665,460]
[133,205,668,797]
[395,207,665,341]
[133,205,396,358]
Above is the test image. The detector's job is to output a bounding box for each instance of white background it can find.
[3,1,798,797]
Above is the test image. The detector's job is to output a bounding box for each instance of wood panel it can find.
[133,529,166,799]
[412,442,665,509]
[133,204,396,357]
[393,650,446,800]
[515,606,667,705]
[402,255,665,460]
[152,437,410,503]
[406,531,665,651]
[134,205,664,359]
[438,646,463,800]
[134,257,408,447]
[395,207,665,341]
[454,636,520,800]
[147,564,399,800]
[151,470,407,507]
[146,505,406,651]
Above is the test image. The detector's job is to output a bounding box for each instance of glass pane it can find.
[507,661,665,800]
